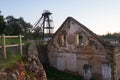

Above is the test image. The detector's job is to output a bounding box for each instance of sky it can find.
[0,0,120,35]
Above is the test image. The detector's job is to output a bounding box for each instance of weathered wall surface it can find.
[114,47,120,80]
[48,17,114,80]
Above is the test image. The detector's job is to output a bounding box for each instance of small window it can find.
[76,34,83,46]
[61,34,66,46]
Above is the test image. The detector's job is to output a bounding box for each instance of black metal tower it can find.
[33,10,54,40]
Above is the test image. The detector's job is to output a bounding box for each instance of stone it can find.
[0,72,7,79]
[11,73,17,80]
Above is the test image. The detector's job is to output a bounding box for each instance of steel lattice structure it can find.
[32,10,54,40]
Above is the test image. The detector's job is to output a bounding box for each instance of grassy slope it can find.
[0,38,26,45]
[0,50,22,71]
[46,67,84,80]
[0,38,26,70]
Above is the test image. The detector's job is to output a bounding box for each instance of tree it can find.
[0,15,6,34]
[5,16,32,36]
[5,16,22,35]
[4,25,13,35]
[18,17,32,37]
[99,32,120,43]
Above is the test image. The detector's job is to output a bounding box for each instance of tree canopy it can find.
[99,32,120,43]
[0,15,6,34]
[0,15,32,36]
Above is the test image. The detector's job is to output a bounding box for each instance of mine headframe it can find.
[32,10,54,41]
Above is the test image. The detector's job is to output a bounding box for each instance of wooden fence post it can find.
[2,34,6,59]
[19,34,23,55]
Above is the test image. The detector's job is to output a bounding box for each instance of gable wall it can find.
[48,19,113,80]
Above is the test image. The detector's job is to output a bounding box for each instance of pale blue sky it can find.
[0,0,120,35]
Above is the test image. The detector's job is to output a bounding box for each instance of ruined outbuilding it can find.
[47,17,120,80]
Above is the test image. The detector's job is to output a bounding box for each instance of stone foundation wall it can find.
[27,40,47,80]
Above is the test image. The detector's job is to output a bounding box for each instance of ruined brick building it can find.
[47,17,120,80]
